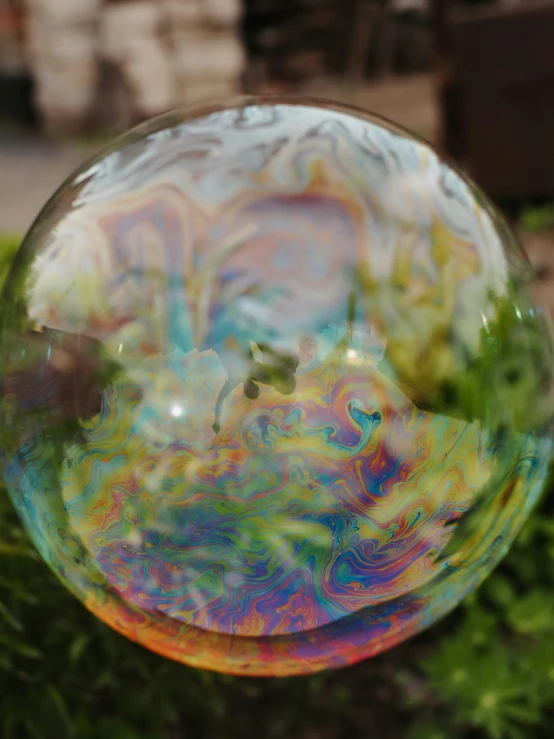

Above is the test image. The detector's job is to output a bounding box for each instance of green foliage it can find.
[519,205,554,235]
[406,484,554,739]
[423,280,553,439]
[0,234,20,291]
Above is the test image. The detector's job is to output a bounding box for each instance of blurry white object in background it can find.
[24,0,100,131]
[203,0,242,27]
[120,41,176,118]
[25,0,100,27]
[174,33,245,83]
[99,1,175,118]
[100,0,160,50]
[22,0,246,132]
[180,79,241,106]
[163,0,245,108]
[163,0,203,27]
[100,0,246,118]
[392,0,429,11]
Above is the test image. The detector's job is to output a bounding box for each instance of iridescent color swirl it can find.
[0,99,551,675]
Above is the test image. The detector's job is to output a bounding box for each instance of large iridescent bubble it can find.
[0,98,552,676]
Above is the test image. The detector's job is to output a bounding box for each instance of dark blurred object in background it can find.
[434,0,554,202]
[0,0,37,128]
[242,0,352,87]
[243,0,433,89]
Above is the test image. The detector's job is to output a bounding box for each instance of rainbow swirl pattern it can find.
[0,100,551,675]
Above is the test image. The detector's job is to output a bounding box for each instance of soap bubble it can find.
[0,98,552,676]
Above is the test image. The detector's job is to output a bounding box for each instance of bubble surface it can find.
[0,98,552,676]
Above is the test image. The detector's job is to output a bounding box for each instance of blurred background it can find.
[2,1,554,738]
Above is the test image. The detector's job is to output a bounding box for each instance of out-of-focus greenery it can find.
[519,205,554,235]
[0,234,20,288]
[405,480,554,739]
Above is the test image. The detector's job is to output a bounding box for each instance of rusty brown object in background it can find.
[439,0,554,201]
[0,4,23,34]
